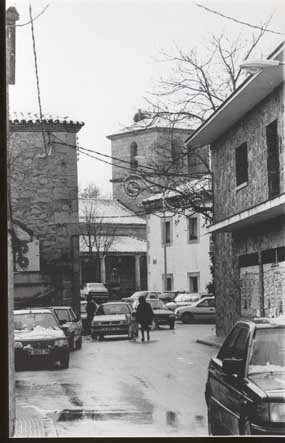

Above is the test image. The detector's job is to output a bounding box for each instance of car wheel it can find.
[76,336,82,349]
[151,319,159,330]
[181,312,193,324]
[60,352,69,369]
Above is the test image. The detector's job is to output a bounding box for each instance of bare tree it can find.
[124,23,273,222]
[79,183,100,199]
[79,199,117,282]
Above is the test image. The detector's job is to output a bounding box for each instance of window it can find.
[161,218,172,245]
[218,325,250,361]
[235,142,248,187]
[266,120,280,198]
[188,272,199,293]
[188,216,199,242]
[130,141,138,169]
[198,298,215,308]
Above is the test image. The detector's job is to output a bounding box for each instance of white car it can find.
[175,297,216,323]
[166,293,201,312]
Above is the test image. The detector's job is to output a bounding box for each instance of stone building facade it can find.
[107,124,194,213]
[9,116,84,314]
[185,43,285,336]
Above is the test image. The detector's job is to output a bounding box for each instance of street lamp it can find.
[240,59,285,73]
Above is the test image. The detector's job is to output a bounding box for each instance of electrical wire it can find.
[29,4,47,156]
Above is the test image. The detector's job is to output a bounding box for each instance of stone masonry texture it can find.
[211,84,285,336]
[109,127,192,213]
[9,121,84,312]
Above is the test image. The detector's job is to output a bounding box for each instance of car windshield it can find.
[96,304,130,315]
[248,327,285,374]
[54,309,70,322]
[14,312,58,330]
[149,300,165,310]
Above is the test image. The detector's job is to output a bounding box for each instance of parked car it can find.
[205,317,285,436]
[49,306,83,350]
[165,293,201,311]
[14,308,70,369]
[175,297,216,323]
[91,302,133,340]
[159,291,181,304]
[122,291,161,307]
[81,282,110,304]
[133,298,175,329]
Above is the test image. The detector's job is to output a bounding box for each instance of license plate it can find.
[30,349,49,356]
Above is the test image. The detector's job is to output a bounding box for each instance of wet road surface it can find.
[16,323,216,437]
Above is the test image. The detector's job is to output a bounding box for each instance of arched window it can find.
[130,142,138,169]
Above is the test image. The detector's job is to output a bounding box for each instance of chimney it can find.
[6,7,19,85]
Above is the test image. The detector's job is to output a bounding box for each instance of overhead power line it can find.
[6,4,50,28]
[29,4,48,156]
[195,3,285,35]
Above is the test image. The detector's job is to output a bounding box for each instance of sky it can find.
[7,0,285,196]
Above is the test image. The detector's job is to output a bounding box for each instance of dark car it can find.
[205,317,285,436]
[14,309,70,370]
[49,306,83,350]
[133,298,175,329]
[91,302,133,340]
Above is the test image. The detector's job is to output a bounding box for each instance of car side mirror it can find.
[222,358,243,377]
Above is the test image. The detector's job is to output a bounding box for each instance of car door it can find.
[190,298,211,320]
[207,324,251,435]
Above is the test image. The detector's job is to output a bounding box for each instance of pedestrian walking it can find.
[129,312,139,341]
[86,294,97,335]
[135,296,154,342]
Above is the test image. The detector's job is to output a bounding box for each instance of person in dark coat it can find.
[135,296,154,341]
[86,294,97,334]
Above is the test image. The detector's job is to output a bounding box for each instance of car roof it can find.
[14,309,54,315]
[102,301,129,305]
[49,306,72,310]
[236,317,285,329]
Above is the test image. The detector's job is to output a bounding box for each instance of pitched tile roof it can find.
[9,112,84,126]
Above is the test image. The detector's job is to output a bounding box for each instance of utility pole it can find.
[6,6,19,437]
[162,195,168,291]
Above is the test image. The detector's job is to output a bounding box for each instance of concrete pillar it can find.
[100,256,106,284]
[135,255,141,290]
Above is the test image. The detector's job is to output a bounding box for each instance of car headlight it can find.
[14,341,23,349]
[270,403,285,423]
[54,338,68,347]
[255,402,285,423]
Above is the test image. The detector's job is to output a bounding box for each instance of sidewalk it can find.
[13,403,57,438]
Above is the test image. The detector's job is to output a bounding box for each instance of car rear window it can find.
[97,304,130,315]
[149,300,165,309]
[248,327,285,374]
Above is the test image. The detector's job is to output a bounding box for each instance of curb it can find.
[196,338,222,349]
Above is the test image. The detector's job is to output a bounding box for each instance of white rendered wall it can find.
[146,211,211,293]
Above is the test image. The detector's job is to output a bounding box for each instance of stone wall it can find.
[9,121,83,312]
[212,84,284,223]
[108,127,191,213]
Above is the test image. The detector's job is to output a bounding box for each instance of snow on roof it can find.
[80,235,146,253]
[143,176,212,203]
[107,117,193,139]
[79,199,146,225]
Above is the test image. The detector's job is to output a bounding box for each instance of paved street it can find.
[15,323,216,437]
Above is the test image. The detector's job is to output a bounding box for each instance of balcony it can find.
[208,193,285,233]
